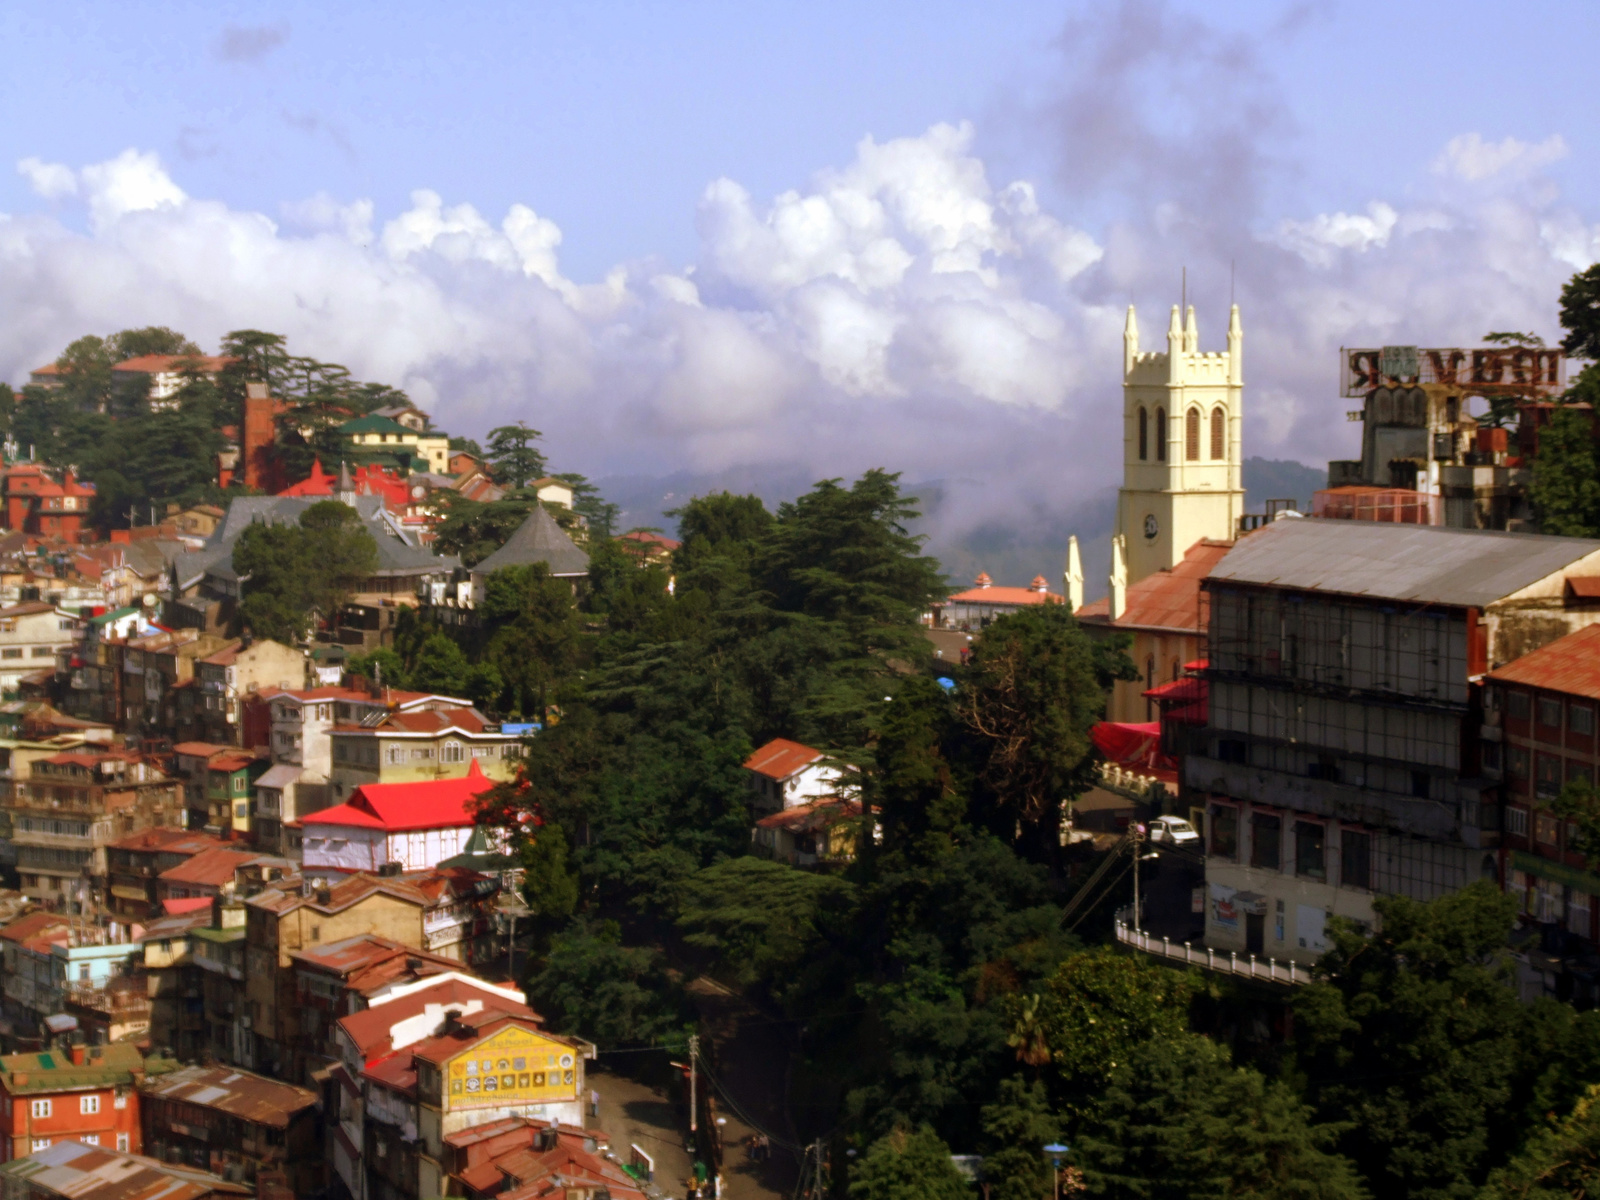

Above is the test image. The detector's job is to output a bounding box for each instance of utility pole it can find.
[1131,824,1141,932]
[688,1033,699,1136]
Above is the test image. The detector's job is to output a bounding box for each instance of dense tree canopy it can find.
[233,500,377,641]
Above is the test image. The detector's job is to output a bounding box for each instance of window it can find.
[1185,406,1200,460]
[1482,742,1502,773]
[1210,805,1238,859]
[1509,691,1531,721]
[80,1095,99,1115]
[1411,771,1430,799]
[1210,406,1226,459]
[1137,407,1148,460]
[1539,696,1564,729]
[31,1099,51,1118]
[2,648,23,660]
[116,1134,129,1152]
[442,742,464,764]
[1341,829,1372,889]
[80,1135,98,1146]
[1571,891,1592,939]
[1217,738,1247,765]
[385,746,405,765]
[1249,812,1280,870]
[1537,811,1560,846]
[1509,746,1531,780]
[31,1139,49,1152]
[30,646,51,658]
[1537,754,1563,799]
[1574,705,1596,737]
[1506,806,1529,837]
[1295,821,1326,880]
[1155,408,1168,461]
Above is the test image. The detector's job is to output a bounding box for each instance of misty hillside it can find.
[598,456,1326,601]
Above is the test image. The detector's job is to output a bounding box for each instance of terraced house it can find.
[5,751,181,906]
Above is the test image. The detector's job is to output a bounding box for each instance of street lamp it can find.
[1043,1144,1070,1200]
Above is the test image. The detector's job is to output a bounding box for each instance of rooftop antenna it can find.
[1181,266,1186,315]
[1230,259,1236,306]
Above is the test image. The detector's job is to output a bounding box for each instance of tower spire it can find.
[1065,535,1084,612]
[1109,534,1127,621]
[1123,305,1139,376]
[1184,305,1198,354]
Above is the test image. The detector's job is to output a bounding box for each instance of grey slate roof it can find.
[175,495,459,592]
[472,504,590,577]
[1208,517,1600,608]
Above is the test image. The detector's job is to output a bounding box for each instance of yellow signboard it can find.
[445,1025,578,1110]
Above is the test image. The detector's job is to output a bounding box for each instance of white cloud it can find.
[17,157,76,199]
[1432,133,1569,183]
[77,150,187,232]
[1268,202,1398,267]
[0,119,1593,521]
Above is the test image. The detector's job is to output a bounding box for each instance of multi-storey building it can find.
[106,829,227,923]
[1482,623,1600,995]
[139,906,218,1061]
[327,974,542,1200]
[0,604,80,701]
[1188,518,1600,965]
[139,1065,319,1193]
[182,638,306,747]
[0,464,96,544]
[242,873,438,1081]
[6,751,182,906]
[0,1043,172,1161]
[327,708,523,799]
[121,630,231,736]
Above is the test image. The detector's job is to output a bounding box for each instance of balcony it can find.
[1114,911,1308,986]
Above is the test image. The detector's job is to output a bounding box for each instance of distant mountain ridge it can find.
[596,456,1326,601]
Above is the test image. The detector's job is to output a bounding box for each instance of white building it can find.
[742,738,852,813]
[0,603,79,698]
[299,763,495,874]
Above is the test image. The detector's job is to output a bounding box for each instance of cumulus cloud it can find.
[1433,133,1569,183]
[0,0,1595,584]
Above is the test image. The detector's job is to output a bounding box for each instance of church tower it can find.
[1115,302,1244,589]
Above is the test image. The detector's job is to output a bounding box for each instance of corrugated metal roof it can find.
[144,1063,316,1127]
[1486,622,1600,700]
[742,737,824,781]
[1206,518,1600,607]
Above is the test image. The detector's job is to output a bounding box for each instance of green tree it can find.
[486,421,548,489]
[848,1125,971,1200]
[527,919,687,1048]
[1076,1034,1366,1200]
[233,502,377,641]
[108,326,200,361]
[553,473,620,540]
[1293,883,1532,1200]
[1026,948,1194,1106]
[677,857,856,992]
[1559,265,1600,362]
[347,647,407,690]
[1483,1085,1600,1200]
[521,821,580,929]
[410,631,472,697]
[480,563,582,716]
[1530,406,1600,536]
[54,335,115,413]
[959,605,1133,855]
[979,1078,1062,1200]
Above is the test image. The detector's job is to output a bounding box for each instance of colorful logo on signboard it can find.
[446,1025,579,1109]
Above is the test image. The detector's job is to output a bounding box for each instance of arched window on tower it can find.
[1138,407,1148,460]
[1185,407,1200,461]
[1211,406,1226,460]
[1155,408,1167,461]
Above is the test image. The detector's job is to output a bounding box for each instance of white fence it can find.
[1114,911,1309,986]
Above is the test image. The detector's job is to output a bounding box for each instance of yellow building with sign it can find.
[412,1016,594,1198]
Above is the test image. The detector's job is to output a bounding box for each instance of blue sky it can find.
[0,0,1594,543]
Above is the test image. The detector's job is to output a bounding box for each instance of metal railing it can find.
[1114,911,1309,986]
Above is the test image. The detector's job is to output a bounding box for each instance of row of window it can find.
[1136,404,1228,463]
[30,1094,113,1117]
[26,1135,129,1152]
[0,645,60,660]
[1499,689,1598,736]
[1498,745,1593,798]
[1210,805,1372,889]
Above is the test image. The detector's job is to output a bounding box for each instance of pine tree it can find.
[848,1126,971,1200]
[1530,406,1600,536]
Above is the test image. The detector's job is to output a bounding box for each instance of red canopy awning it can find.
[1091,721,1177,781]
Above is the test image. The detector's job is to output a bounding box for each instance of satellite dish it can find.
[142,594,157,608]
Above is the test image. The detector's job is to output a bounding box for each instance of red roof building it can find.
[1485,622,1600,946]
[300,762,496,874]
[0,463,96,544]
[1076,538,1233,723]
[155,847,266,902]
[741,737,850,814]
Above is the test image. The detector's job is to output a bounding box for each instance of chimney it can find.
[68,1042,85,1067]
[315,886,332,906]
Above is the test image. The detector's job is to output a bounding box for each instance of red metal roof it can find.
[337,977,537,1060]
[1076,538,1231,633]
[0,911,69,944]
[1568,577,1600,599]
[1486,622,1600,700]
[161,896,214,916]
[112,353,235,374]
[109,828,224,854]
[754,798,860,833]
[158,846,263,887]
[742,737,824,781]
[301,760,493,832]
